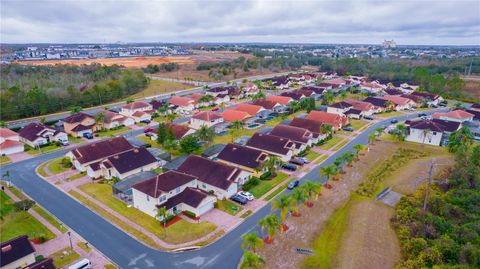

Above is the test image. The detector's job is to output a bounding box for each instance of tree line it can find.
[0,64,148,120]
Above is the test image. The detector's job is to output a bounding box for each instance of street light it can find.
[67,231,73,249]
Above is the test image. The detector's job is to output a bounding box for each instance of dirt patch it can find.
[334,201,400,269]
[16,56,195,67]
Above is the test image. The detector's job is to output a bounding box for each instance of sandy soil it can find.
[258,141,397,269]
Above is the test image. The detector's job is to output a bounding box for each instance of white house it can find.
[120,101,153,117]
[327,101,353,116]
[0,128,24,155]
[246,133,295,162]
[432,110,474,123]
[189,111,224,130]
[97,110,135,129]
[405,119,461,146]
[18,123,67,148]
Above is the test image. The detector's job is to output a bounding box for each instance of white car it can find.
[238,191,254,201]
[298,157,310,164]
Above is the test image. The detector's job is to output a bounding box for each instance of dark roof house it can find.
[217,143,268,170]
[246,133,295,156]
[0,235,35,268]
[70,136,134,165]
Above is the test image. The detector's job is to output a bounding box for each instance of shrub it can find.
[161,214,175,224]
[13,199,35,211]
[260,172,272,180]
[35,255,45,261]
[183,210,196,219]
[243,177,260,191]
[61,157,73,168]
[35,234,47,243]
[208,190,215,195]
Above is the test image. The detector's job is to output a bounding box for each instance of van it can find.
[68,259,92,269]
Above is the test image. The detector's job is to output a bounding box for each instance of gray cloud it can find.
[1,0,479,45]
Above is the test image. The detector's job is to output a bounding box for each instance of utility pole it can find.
[423,160,434,211]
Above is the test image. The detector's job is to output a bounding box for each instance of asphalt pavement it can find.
[1,108,447,268]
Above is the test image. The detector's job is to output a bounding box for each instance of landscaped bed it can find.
[78,183,217,245]
[248,172,289,198]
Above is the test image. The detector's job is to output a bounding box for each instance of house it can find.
[63,112,97,137]
[384,88,403,95]
[268,77,290,90]
[360,81,385,94]
[253,99,283,112]
[132,170,216,218]
[301,86,324,100]
[345,99,374,117]
[66,136,134,172]
[190,93,212,108]
[189,111,224,130]
[382,95,417,110]
[270,124,317,152]
[233,103,265,117]
[363,97,391,112]
[131,111,152,123]
[240,82,259,96]
[0,128,24,155]
[120,101,153,117]
[216,143,269,176]
[280,91,307,101]
[246,133,295,162]
[266,95,293,106]
[97,110,135,129]
[222,109,251,122]
[306,111,348,131]
[327,101,353,116]
[150,99,168,110]
[225,86,243,99]
[18,123,68,148]
[432,110,474,123]
[177,155,247,198]
[87,147,158,180]
[470,103,480,112]
[0,235,35,269]
[168,96,196,112]
[405,119,461,146]
[207,87,229,97]
[288,117,327,140]
[214,94,230,105]
[466,109,480,122]
[410,91,444,106]
[321,78,350,92]
[151,123,195,141]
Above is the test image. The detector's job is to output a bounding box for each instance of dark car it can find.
[287,180,300,190]
[282,163,297,171]
[83,132,94,139]
[418,113,427,117]
[363,115,374,120]
[390,119,398,124]
[290,158,305,166]
[141,119,151,124]
[342,126,354,132]
[230,194,248,205]
[144,127,154,133]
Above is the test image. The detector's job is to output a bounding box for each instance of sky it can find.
[1,0,479,45]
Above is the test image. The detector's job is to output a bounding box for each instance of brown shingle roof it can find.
[289,117,322,134]
[177,155,237,190]
[246,133,294,155]
[71,136,133,165]
[106,147,157,174]
[217,143,267,169]
[133,170,197,198]
[270,124,312,144]
[1,235,35,267]
[165,123,192,140]
[161,187,210,210]
[64,112,93,124]
[18,123,55,142]
[253,99,280,110]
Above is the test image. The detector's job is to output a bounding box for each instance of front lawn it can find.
[50,247,81,269]
[377,111,404,118]
[348,119,369,130]
[248,172,289,198]
[304,151,320,162]
[211,128,257,145]
[78,183,217,244]
[66,172,86,182]
[47,157,72,175]
[331,138,351,151]
[215,199,243,216]
[25,144,62,156]
[317,136,343,150]
[96,127,130,137]
[0,191,56,242]
[32,205,68,233]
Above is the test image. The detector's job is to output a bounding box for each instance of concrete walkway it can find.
[3,187,112,268]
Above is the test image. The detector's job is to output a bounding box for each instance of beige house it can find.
[120,101,153,117]
[63,112,98,137]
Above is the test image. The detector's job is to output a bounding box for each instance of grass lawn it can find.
[215,199,243,216]
[130,80,192,99]
[37,161,50,177]
[331,138,351,151]
[314,155,329,165]
[348,119,369,130]
[32,205,68,233]
[0,156,11,165]
[377,111,404,118]
[68,135,83,144]
[26,144,62,156]
[264,181,291,201]
[137,135,182,157]
[78,183,216,245]
[66,172,86,182]
[317,136,343,150]
[47,157,71,175]
[303,198,353,269]
[104,264,117,269]
[211,128,257,145]
[304,151,320,162]
[240,210,253,219]
[50,247,81,269]
[76,241,92,253]
[249,172,289,198]
[96,127,130,138]
[0,191,56,242]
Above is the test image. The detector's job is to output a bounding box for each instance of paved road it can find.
[7,72,292,129]
[2,108,447,268]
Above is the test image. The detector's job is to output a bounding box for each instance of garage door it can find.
[197,201,214,216]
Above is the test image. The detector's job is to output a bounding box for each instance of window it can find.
[159,195,166,202]
[176,187,181,193]
[146,195,149,201]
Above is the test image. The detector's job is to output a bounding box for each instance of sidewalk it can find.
[3,187,112,268]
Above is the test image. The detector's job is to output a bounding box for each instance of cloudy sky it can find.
[1,0,479,45]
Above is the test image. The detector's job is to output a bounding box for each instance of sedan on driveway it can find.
[238,191,254,201]
[230,194,248,205]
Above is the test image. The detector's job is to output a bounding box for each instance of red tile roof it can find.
[233,103,264,116]
[222,109,251,122]
[0,128,18,138]
[192,111,223,121]
[289,117,322,134]
[169,96,194,107]
[0,139,23,150]
[266,95,293,105]
[345,99,373,111]
[165,123,192,140]
[123,101,151,110]
[432,110,474,120]
[306,111,347,129]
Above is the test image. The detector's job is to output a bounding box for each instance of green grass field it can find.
[0,191,56,242]
[249,172,289,198]
[348,119,369,130]
[304,151,320,162]
[130,80,192,99]
[47,158,71,175]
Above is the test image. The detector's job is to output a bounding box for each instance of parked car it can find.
[83,132,94,139]
[418,113,427,118]
[390,119,398,124]
[298,157,310,164]
[438,102,447,107]
[282,163,297,171]
[238,191,254,201]
[211,107,220,111]
[363,115,374,120]
[342,126,354,132]
[141,119,151,124]
[144,127,154,133]
[290,158,305,166]
[287,180,300,190]
[230,194,248,205]
[60,140,69,146]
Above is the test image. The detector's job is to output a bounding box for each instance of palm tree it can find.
[251,91,266,101]
[196,125,215,145]
[125,97,134,104]
[165,113,176,123]
[334,156,345,174]
[229,121,244,142]
[393,124,407,141]
[271,195,293,228]
[199,94,214,106]
[448,126,474,152]
[156,206,168,238]
[157,104,169,115]
[288,101,301,113]
[341,151,355,167]
[241,233,264,254]
[240,250,266,269]
[95,113,106,130]
[258,214,281,242]
[320,124,333,137]
[0,121,6,128]
[320,165,337,181]
[374,127,385,137]
[322,90,334,105]
[384,100,394,111]
[302,180,322,207]
[340,90,348,100]
[368,132,376,145]
[353,144,366,160]
[263,156,280,173]
[290,188,306,216]
[70,106,82,114]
